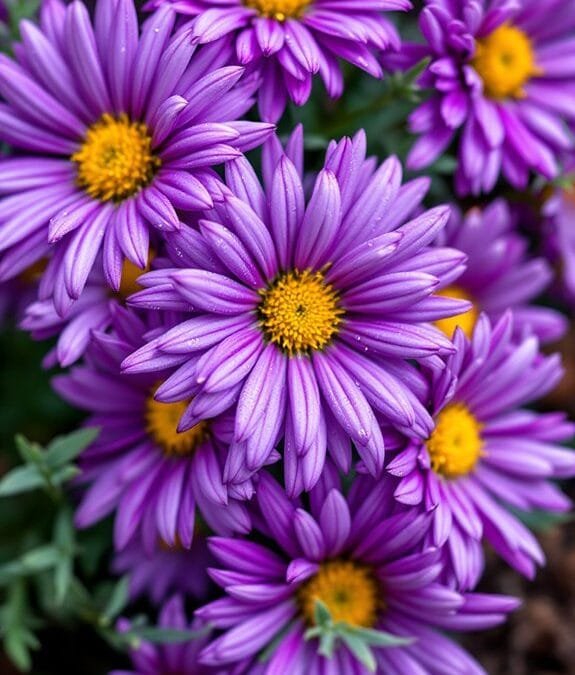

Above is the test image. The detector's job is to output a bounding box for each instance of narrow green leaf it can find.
[313,599,332,627]
[45,427,99,468]
[101,576,130,624]
[51,465,81,486]
[127,626,207,644]
[20,545,60,573]
[15,435,44,466]
[4,628,33,672]
[0,465,43,497]
[344,625,415,648]
[317,630,336,659]
[54,506,75,551]
[54,557,73,606]
[339,632,377,672]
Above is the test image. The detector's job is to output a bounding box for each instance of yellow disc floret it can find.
[258,269,344,356]
[145,395,208,457]
[244,0,311,20]
[472,24,542,100]
[434,285,478,338]
[73,113,160,203]
[298,560,380,628]
[426,403,484,479]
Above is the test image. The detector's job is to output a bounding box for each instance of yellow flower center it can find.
[72,113,160,203]
[298,560,380,628]
[258,269,344,356]
[144,394,208,457]
[426,403,484,479]
[472,24,542,100]
[244,0,311,20]
[434,285,478,338]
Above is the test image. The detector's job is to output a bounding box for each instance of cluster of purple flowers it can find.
[0,0,574,673]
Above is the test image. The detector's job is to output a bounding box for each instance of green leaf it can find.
[51,465,81,486]
[100,576,130,625]
[4,628,34,672]
[45,427,99,468]
[20,545,60,573]
[54,506,75,551]
[53,557,73,606]
[343,625,415,648]
[512,507,573,532]
[339,631,377,672]
[0,464,45,497]
[401,56,431,87]
[126,626,208,644]
[15,435,44,466]
[1,579,40,672]
[313,599,333,627]
[317,629,336,659]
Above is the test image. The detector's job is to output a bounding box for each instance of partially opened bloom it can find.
[146,0,410,122]
[405,0,575,195]
[53,308,251,551]
[197,472,519,673]
[21,256,157,367]
[0,0,272,315]
[433,199,566,343]
[112,595,213,675]
[387,313,575,589]
[112,533,213,604]
[123,131,467,495]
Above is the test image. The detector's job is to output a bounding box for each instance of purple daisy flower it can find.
[404,0,575,195]
[52,307,251,551]
[122,130,468,495]
[112,533,213,605]
[433,198,567,343]
[112,595,214,675]
[0,0,273,316]
[196,471,519,673]
[21,255,158,367]
[145,0,411,122]
[387,312,575,589]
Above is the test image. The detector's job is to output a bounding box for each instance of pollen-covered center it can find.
[258,269,344,355]
[145,395,208,457]
[426,403,484,479]
[472,24,541,100]
[298,560,380,628]
[244,0,311,20]
[434,285,478,338]
[73,113,160,203]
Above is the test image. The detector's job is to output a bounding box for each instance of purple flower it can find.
[196,472,519,672]
[145,0,411,122]
[0,0,273,315]
[387,312,575,589]
[112,534,213,605]
[52,307,251,551]
[20,256,157,367]
[112,595,213,675]
[404,0,575,195]
[122,130,467,496]
[433,198,567,343]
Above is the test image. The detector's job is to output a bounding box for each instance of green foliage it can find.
[303,600,414,672]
